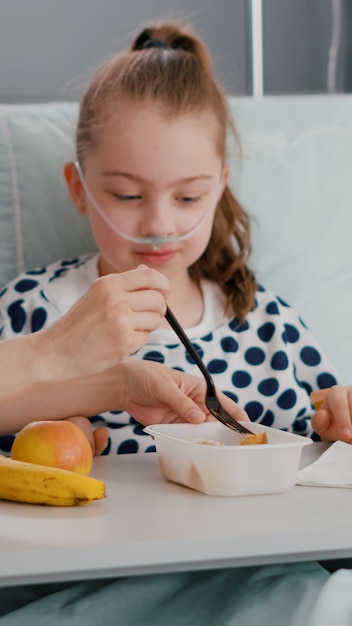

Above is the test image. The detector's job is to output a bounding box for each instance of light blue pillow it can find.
[0,102,96,288]
[229,96,352,383]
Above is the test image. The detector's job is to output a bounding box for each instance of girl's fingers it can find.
[311,386,352,442]
[312,409,352,442]
[121,266,170,297]
[311,410,331,438]
[93,427,109,456]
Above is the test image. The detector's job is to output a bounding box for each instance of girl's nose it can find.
[139,200,176,238]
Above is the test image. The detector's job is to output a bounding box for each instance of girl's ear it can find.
[63,162,87,215]
[222,163,230,190]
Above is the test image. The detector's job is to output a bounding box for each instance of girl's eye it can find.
[179,196,201,203]
[111,193,141,201]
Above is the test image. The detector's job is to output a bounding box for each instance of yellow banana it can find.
[0,455,106,506]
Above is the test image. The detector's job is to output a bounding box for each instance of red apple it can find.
[11,420,93,475]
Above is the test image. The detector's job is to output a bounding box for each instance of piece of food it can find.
[240,432,268,446]
[310,389,328,411]
[193,439,225,446]
[11,420,93,476]
[0,455,105,506]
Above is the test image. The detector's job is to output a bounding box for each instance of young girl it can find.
[1,20,352,626]
[0,21,351,456]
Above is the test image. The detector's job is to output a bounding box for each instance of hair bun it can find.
[172,35,196,54]
[132,29,171,52]
[132,28,152,51]
[131,22,212,73]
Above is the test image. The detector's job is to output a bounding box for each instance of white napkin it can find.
[296,441,352,487]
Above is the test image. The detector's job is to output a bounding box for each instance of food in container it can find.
[144,422,312,496]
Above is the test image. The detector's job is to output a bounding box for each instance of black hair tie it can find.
[139,38,171,51]
[132,29,172,51]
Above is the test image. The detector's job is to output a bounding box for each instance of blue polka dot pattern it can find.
[90,414,105,423]
[317,373,338,389]
[266,301,280,315]
[104,419,126,428]
[271,351,289,370]
[223,390,239,403]
[0,434,16,452]
[208,359,228,374]
[257,322,275,342]
[277,296,290,307]
[258,378,279,396]
[132,422,149,436]
[31,307,47,332]
[220,336,239,353]
[299,317,308,329]
[260,410,275,427]
[232,370,252,388]
[277,389,297,410]
[244,401,264,421]
[117,439,139,454]
[0,253,342,455]
[185,343,204,365]
[283,324,300,343]
[245,347,266,366]
[229,319,249,332]
[311,431,322,442]
[300,381,314,396]
[40,289,50,303]
[300,346,321,367]
[101,439,111,455]
[49,268,69,281]
[292,417,309,433]
[143,350,165,363]
[8,300,26,333]
[14,279,39,293]
[61,258,80,265]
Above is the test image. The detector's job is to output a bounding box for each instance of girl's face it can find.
[66,104,228,283]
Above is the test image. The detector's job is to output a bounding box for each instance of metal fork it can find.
[165,306,253,435]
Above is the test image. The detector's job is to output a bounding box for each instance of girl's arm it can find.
[0,322,248,436]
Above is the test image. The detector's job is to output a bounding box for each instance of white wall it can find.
[0,0,247,102]
[0,0,349,102]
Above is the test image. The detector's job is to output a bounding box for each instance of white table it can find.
[1,442,352,588]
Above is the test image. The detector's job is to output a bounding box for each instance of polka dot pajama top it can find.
[0,253,341,455]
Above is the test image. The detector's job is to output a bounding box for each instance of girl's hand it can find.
[64,361,249,455]
[46,265,170,379]
[67,416,109,456]
[122,360,249,426]
[311,385,352,443]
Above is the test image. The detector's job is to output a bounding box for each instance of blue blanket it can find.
[0,562,351,625]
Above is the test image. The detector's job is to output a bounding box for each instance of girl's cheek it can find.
[88,215,130,273]
[186,225,213,263]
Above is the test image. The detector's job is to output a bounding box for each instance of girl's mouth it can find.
[135,248,177,265]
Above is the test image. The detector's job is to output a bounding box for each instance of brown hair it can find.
[76,21,257,321]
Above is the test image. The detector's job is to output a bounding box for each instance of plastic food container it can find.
[144,422,312,496]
